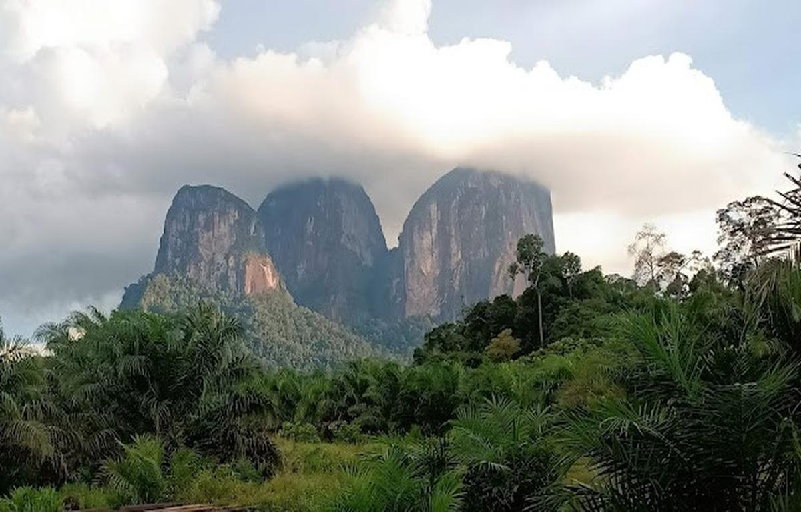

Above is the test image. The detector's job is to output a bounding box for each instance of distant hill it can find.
[258,178,388,324]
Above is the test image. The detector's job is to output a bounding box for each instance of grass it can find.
[172,437,387,511]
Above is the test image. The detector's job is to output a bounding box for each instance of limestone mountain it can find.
[153,184,283,296]
[388,168,555,321]
[121,184,382,369]
[121,168,556,366]
[257,178,388,322]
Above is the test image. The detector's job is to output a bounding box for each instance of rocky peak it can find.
[257,178,388,321]
[391,167,555,320]
[154,185,283,295]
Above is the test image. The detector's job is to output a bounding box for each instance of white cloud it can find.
[0,0,219,130]
[0,0,794,335]
[377,0,432,34]
[1,0,219,61]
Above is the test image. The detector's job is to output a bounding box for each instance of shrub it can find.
[173,466,258,506]
[329,422,364,444]
[485,329,521,362]
[0,487,60,512]
[58,483,114,509]
[450,398,560,511]
[330,443,462,512]
[166,447,205,498]
[103,435,166,506]
[280,422,321,443]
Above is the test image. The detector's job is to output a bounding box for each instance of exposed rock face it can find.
[391,168,555,320]
[243,254,282,295]
[257,178,388,321]
[154,185,283,295]
[127,168,555,347]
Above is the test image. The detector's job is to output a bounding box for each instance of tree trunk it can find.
[537,288,544,348]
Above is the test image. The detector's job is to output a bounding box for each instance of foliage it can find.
[0,487,60,512]
[485,329,521,362]
[102,435,166,505]
[280,422,322,443]
[8,197,801,511]
[0,326,57,493]
[416,251,654,362]
[450,398,560,511]
[555,299,801,511]
[716,195,781,283]
[127,274,387,369]
[330,442,462,512]
[716,157,801,278]
[509,234,548,348]
[34,303,279,484]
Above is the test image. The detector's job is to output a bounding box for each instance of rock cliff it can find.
[122,169,556,362]
[153,185,283,295]
[257,178,388,322]
[390,168,554,320]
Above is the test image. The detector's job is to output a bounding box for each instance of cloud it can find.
[1,0,219,60]
[0,0,218,130]
[0,0,793,335]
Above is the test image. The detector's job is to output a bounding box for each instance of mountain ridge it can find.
[122,167,555,366]
[257,177,388,323]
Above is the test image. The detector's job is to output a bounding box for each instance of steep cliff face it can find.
[257,178,388,321]
[122,169,556,362]
[392,168,555,320]
[153,185,283,296]
[121,184,382,369]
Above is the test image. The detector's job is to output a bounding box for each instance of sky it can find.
[0,0,799,337]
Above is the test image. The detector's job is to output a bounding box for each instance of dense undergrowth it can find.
[4,228,801,510]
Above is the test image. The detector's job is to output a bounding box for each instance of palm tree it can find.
[449,397,561,512]
[761,155,801,260]
[102,435,166,505]
[37,303,278,477]
[557,301,801,511]
[331,442,462,512]
[0,321,58,493]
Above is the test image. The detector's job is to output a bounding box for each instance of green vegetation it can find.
[123,274,387,369]
[5,164,801,510]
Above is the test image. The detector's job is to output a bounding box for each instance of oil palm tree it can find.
[331,442,462,512]
[557,301,801,511]
[449,397,561,511]
[38,303,278,476]
[0,322,58,492]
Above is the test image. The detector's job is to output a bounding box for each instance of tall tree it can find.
[716,156,801,274]
[715,195,782,282]
[509,235,547,348]
[656,251,689,298]
[560,252,582,299]
[628,223,666,287]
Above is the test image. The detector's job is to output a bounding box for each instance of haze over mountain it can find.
[258,178,388,323]
[388,168,554,320]
[121,167,554,364]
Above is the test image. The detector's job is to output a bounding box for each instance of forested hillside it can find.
[122,274,385,369]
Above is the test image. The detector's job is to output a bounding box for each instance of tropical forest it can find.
[4,161,801,511]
